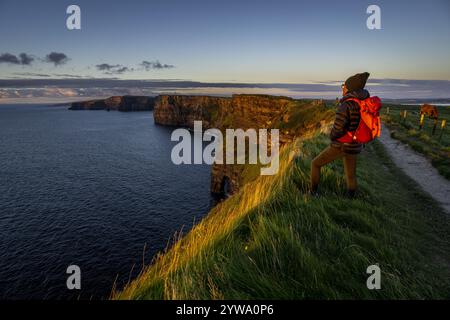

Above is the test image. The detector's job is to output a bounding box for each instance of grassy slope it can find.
[114,133,450,299]
[383,104,450,179]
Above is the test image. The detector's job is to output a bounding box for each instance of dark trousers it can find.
[310,145,357,192]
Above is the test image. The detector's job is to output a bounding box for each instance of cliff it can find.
[154,94,333,195]
[113,94,450,300]
[154,94,294,130]
[114,134,450,300]
[69,95,155,111]
[153,95,230,127]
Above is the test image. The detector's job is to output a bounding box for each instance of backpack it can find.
[339,96,382,144]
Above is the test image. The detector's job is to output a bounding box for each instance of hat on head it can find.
[344,72,370,92]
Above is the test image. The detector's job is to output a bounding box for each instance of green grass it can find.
[113,133,450,300]
[383,104,450,179]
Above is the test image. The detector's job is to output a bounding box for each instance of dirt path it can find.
[378,125,450,214]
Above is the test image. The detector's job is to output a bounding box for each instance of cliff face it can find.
[153,95,230,127]
[154,94,293,130]
[154,94,333,196]
[70,96,155,111]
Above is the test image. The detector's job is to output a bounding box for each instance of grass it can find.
[383,104,450,179]
[113,132,450,299]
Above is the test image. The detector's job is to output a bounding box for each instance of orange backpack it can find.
[338,96,382,144]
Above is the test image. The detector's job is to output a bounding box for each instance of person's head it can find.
[342,72,370,96]
[341,83,348,96]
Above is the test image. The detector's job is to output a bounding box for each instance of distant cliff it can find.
[70,96,156,111]
[154,94,333,195]
[154,94,293,130]
[154,95,230,128]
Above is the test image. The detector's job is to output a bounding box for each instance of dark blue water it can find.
[0,105,213,299]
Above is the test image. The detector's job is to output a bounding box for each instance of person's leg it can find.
[343,153,357,194]
[310,145,344,192]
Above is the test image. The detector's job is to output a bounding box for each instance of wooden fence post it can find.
[439,119,447,141]
[386,107,390,115]
[419,113,425,130]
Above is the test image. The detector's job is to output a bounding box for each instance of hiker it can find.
[310,72,381,197]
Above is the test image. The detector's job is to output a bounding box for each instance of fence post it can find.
[439,119,447,141]
[419,113,424,130]
[402,110,407,123]
[386,107,390,115]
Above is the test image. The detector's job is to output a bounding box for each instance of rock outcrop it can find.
[154,94,333,196]
[153,95,230,128]
[70,96,155,111]
[154,94,293,130]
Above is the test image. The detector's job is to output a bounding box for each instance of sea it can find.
[0,104,214,299]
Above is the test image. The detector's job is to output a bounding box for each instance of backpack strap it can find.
[342,97,362,142]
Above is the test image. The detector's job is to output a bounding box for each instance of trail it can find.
[379,125,450,214]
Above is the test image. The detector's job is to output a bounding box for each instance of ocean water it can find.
[0,105,214,299]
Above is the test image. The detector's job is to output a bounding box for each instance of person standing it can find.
[310,72,381,197]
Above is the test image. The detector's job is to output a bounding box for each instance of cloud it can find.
[140,60,175,71]
[96,63,132,74]
[96,63,120,71]
[113,66,131,74]
[45,52,69,66]
[52,74,90,78]
[19,53,34,65]
[13,72,50,77]
[95,61,174,74]
[0,53,20,64]
[0,53,34,65]
[12,72,92,79]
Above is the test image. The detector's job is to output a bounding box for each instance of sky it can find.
[0,0,450,101]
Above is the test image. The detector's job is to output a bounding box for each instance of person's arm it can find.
[330,102,350,141]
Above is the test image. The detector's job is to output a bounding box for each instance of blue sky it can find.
[0,0,449,101]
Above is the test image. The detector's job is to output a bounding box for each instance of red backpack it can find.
[337,96,382,144]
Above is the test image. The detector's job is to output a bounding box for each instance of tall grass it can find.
[113,133,450,300]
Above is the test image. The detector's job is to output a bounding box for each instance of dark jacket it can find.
[330,89,370,154]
